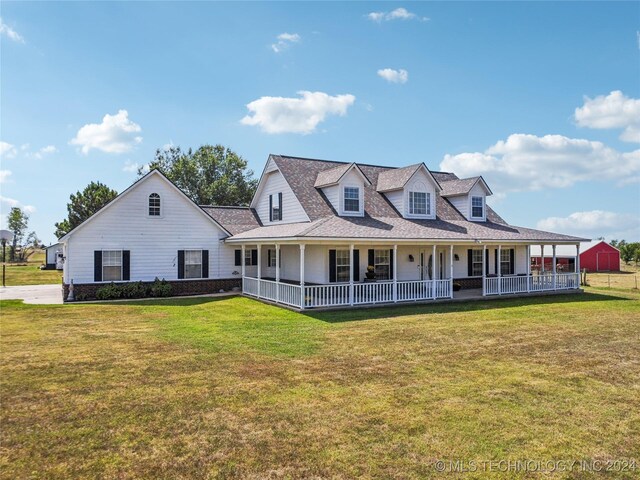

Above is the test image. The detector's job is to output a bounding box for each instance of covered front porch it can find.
[233,241,582,310]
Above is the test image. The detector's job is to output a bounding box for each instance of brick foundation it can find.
[453,277,483,289]
[63,278,241,302]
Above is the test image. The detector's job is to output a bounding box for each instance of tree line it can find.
[609,240,640,265]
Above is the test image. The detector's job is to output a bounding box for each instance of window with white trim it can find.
[472,249,483,276]
[103,250,122,281]
[409,191,429,215]
[149,193,161,216]
[336,250,350,283]
[500,249,512,275]
[471,196,484,218]
[343,187,360,213]
[184,250,202,279]
[374,249,390,280]
[268,248,276,267]
[270,194,281,221]
[244,249,256,266]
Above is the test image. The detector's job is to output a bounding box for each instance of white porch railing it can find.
[485,273,580,295]
[243,277,303,308]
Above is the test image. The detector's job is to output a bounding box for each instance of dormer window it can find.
[269,193,282,221]
[343,187,360,213]
[409,191,430,216]
[471,196,484,218]
[148,193,161,216]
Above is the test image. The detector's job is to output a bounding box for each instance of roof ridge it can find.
[200,205,252,209]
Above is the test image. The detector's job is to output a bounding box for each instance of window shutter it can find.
[122,250,130,281]
[329,250,336,283]
[278,192,283,220]
[368,249,374,268]
[94,251,102,282]
[495,249,498,275]
[269,195,273,222]
[509,249,515,275]
[251,249,258,266]
[389,248,394,280]
[485,249,489,275]
[353,250,360,282]
[177,250,185,279]
[267,249,271,266]
[234,249,241,266]
[202,250,209,278]
[467,249,472,277]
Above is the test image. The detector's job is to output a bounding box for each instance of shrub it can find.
[150,277,172,297]
[452,282,462,291]
[96,282,123,300]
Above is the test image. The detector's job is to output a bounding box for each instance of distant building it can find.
[531,240,620,273]
[45,243,64,270]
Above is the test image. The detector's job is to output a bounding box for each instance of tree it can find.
[55,181,118,238]
[7,207,29,262]
[140,145,257,206]
[620,242,640,265]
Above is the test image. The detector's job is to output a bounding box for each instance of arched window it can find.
[148,193,161,216]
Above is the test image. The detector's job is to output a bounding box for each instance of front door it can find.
[419,249,433,280]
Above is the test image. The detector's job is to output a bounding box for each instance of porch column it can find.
[540,245,545,274]
[349,243,355,306]
[393,244,398,302]
[482,244,487,296]
[576,243,581,287]
[299,244,305,308]
[552,244,557,290]
[432,244,437,300]
[449,245,454,299]
[256,245,262,298]
[497,244,502,295]
[275,244,280,303]
[241,244,246,291]
[526,244,531,293]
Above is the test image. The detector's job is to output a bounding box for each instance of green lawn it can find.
[1,290,639,478]
[2,251,62,286]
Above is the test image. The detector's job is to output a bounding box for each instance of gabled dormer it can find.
[314,163,372,217]
[376,163,442,220]
[250,155,310,225]
[439,176,492,222]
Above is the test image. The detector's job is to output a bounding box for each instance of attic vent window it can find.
[344,187,360,212]
[149,193,161,216]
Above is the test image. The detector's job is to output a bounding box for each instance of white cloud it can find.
[122,160,140,173]
[0,142,17,159]
[241,91,356,134]
[0,196,36,214]
[70,110,142,154]
[367,8,429,23]
[0,170,11,183]
[440,134,640,193]
[271,32,301,53]
[574,90,640,143]
[32,145,57,159]
[377,68,408,84]
[0,18,24,43]
[537,210,640,240]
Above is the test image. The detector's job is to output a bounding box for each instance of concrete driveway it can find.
[0,284,63,304]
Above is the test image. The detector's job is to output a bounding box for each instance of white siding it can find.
[254,169,309,225]
[64,173,231,284]
[322,185,340,213]
[385,190,404,215]
[448,195,469,219]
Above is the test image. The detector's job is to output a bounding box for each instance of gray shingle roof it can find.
[376,164,422,192]
[201,206,261,235]
[203,155,585,243]
[439,177,481,196]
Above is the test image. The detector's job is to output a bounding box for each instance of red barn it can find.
[580,241,620,272]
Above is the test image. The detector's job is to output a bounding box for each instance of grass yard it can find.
[586,263,640,291]
[1,251,62,286]
[1,290,639,478]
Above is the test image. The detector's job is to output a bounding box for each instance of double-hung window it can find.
[270,193,281,221]
[343,187,360,213]
[471,249,483,277]
[335,250,350,282]
[184,250,202,279]
[244,249,256,266]
[500,249,512,275]
[103,250,122,281]
[268,249,277,267]
[149,193,161,216]
[374,249,390,280]
[471,196,484,218]
[409,191,429,215]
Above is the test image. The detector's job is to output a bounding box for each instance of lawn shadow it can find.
[302,291,630,324]
[91,295,240,307]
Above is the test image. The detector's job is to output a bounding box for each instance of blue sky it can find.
[1,1,639,245]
